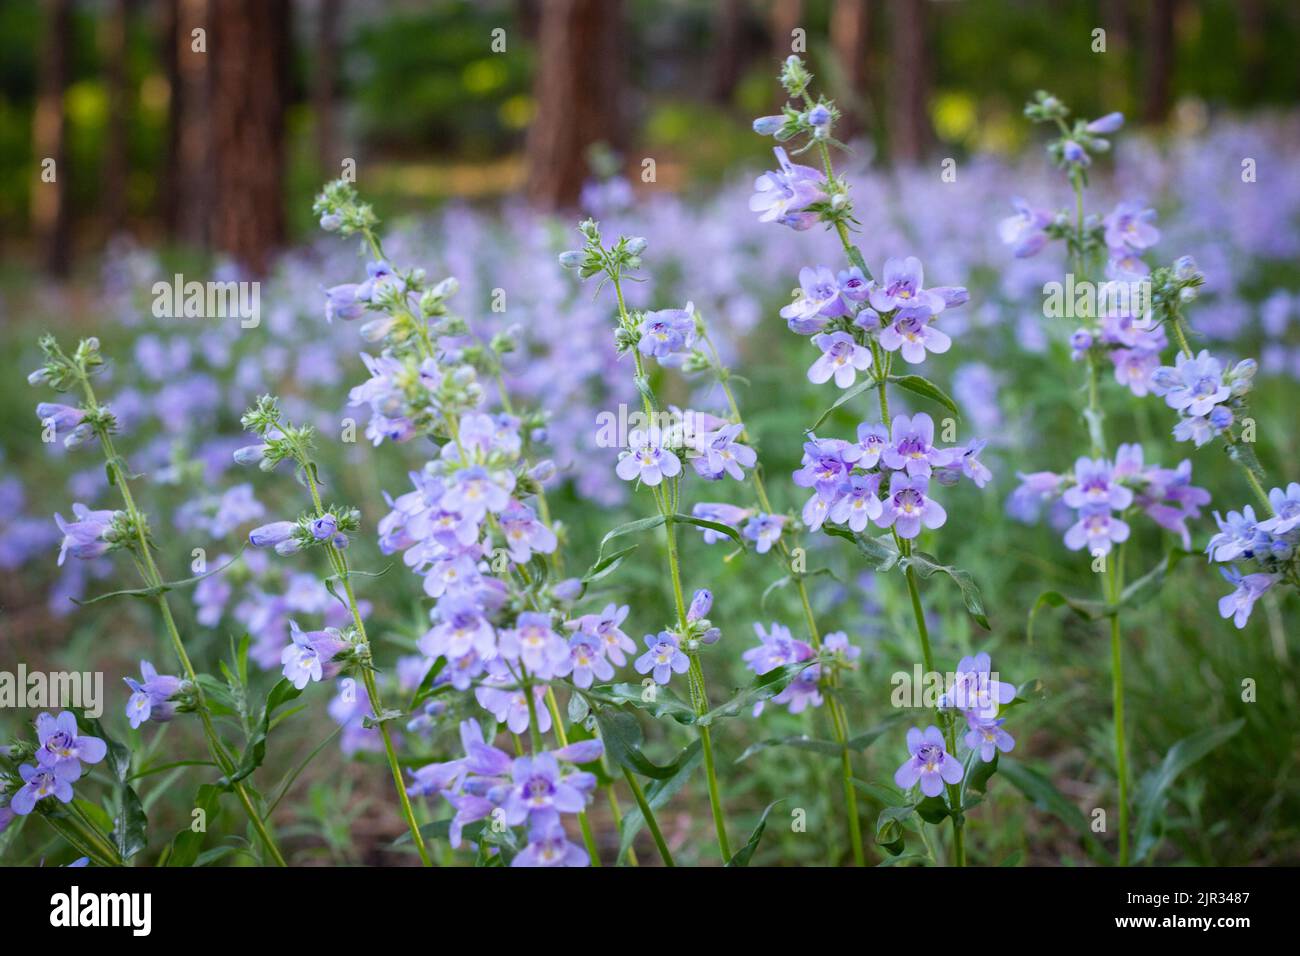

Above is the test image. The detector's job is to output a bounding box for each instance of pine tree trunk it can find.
[210,0,290,275]
[314,0,342,174]
[1144,0,1177,123]
[102,0,133,235]
[33,0,72,276]
[888,0,928,163]
[164,0,215,248]
[525,0,624,210]
[831,0,871,140]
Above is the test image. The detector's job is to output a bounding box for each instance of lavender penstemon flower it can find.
[751,55,1004,867]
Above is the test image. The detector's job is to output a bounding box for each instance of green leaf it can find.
[822,525,900,572]
[581,544,639,584]
[963,751,999,801]
[888,374,960,419]
[1119,549,1189,609]
[221,679,303,789]
[1133,719,1244,864]
[875,804,914,854]
[846,244,874,281]
[581,682,698,724]
[72,547,246,606]
[697,657,822,726]
[1025,589,1111,643]
[617,740,702,863]
[587,515,666,574]
[726,800,783,866]
[915,795,950,824]
[164,783,223,866]
[669,513,743,547]
[81,716,146,862]
[999,758,1106,861]
[809,376,879,431]
[593,707,689,780]
[902,551,990,629]
[734,735,845,764]
[845,714,909,751]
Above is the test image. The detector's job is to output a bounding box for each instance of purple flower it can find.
[1206,506,1260,563]
[951,439,992,488]
[808,331,872,387]
[503,753,594,826]
[939,652,1016,719]
[1086,112,1124,134]
[558,636,613,689]
[355,260,396,302]
[999,198,1052,258]
[1062,140,1089,165]
[877,308,952,365]
[742,622,813,675]
[881,413,952,478]
[499,501,558,564]
[855,422,889,468]
[780,266,851,333]
[829,473,883,532]
[249,520,297,550]
[687,588,713,621]
[124,661,185,729]
[964,715,1015,763]
[565,603,635,666]
[54,504,115,565]
[692,423,756,481]
[1063,457,1133,511]
[616,429,682,487]
[637,304,696,360]
[635,631,690,685]
[281,621,352,689]
[750,147,827,230]
[34,711,107,780]
[324,283,364,322]
[793,437,854,497]
[1103,201,1160,254]
[876,473,946,539]
[1218,570,1276,629]
[1151,350,1230,418]
[442,466,514,523]
[36,403,87,446]
[1064,505,1130,554]
[420,596,496,661]
[894,726,964,797]
[742,513,786,554]
[10,763,74,815]
[1258,483,1300,535]
[692,502,752,544]
[500,612,569,680]
[868,256,945,315]
[1111,347,1161,397]
[475,668,553,736]
[514,818,589,867]
[310,514,338,541]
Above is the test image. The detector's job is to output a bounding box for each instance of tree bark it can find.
[164,0,215,248]
[709,0,747,104]
[102,0,134,235]
[888,0,928,163]
[831,0,871,139]
[1144,0,1176,123]
[210,0,291,275]
[524,0,624,211]
[33,0,73,276]
[314,0,342,174]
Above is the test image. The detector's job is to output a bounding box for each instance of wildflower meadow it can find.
[1,1,1296,925]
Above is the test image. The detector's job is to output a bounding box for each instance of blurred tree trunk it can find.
[770,0,802,105]
[163,0,215,248]
[888,0,928,163]
[102,0,134,235]
[525,0,624,210]
[1099,0,1130,110]
[709,0,747,104]
[831,0,871,139]
[33,0,72,276]
[1238,0,1267,101]
[210,0,290,275]
[1144,0,1176,122]
[314,0,342,174]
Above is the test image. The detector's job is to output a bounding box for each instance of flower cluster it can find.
[1151,347,1257,448]
[794,412,988,540]
[1010,444,1209,554]
[123,661,192,728]
[1205,484,1299,628]
[742,623,859,716]
[406,719,600,866]
[635,588,721,687]
[4,712,106,815]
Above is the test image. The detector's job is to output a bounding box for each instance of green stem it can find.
[78,373,287,867]
[544,688,602,867]
[611,271,731,862]
[299,449,431,867]
[621,767,675,866]
[1107,547,1130,865]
